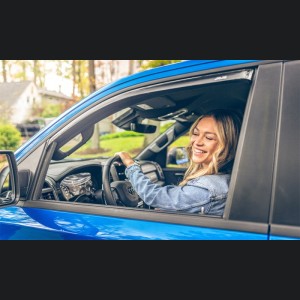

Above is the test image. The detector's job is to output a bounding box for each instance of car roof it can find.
[92,60,262,94]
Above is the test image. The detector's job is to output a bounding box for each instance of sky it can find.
[6,60,138,98]
[42,60,137,97]
[41,61,73,97]
[44,73,73,97]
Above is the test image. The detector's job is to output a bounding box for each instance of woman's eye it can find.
[206,136,213,140]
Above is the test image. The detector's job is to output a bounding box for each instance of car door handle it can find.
[175,173,185,176]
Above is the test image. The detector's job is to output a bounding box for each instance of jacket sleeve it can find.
[125,164,211,213]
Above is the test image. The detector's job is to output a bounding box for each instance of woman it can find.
[116,109,242,216]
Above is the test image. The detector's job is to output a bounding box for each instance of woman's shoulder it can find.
[188,174,230,195]
[189,173,231,184]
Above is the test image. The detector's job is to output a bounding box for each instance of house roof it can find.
[0,81,33,105]
[38,88,73,100]
[0,81,73,106]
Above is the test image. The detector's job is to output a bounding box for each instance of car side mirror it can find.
[167,147,189,165]
[0,150,19,205]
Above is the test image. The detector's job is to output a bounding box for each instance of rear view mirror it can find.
[0,150,19,205]
[130,122,157,134]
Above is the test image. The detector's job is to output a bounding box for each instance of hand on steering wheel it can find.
[102,155,140,207]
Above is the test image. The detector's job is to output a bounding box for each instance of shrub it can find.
[100,131,143,140]
[160,122,174,133]
[0,123,22,150]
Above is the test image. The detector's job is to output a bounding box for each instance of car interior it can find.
[38,68,254,212]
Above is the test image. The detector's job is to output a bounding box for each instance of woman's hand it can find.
[115,152,135,167]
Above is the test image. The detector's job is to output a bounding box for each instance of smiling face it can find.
[190,116,220,167]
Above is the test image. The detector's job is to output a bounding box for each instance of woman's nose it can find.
[195,135,204,145]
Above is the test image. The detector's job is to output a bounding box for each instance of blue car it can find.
[1,60,299,240]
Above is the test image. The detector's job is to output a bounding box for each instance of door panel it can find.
[163,168,186,185]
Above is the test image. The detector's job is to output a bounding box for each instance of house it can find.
[0,81,41,124]
[0,81,73,125]
[38,88,75,111]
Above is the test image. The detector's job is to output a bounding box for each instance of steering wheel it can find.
[102,155,140,207]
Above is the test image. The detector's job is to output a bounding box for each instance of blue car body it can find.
[1,59,299,240]
[0,206,267,240]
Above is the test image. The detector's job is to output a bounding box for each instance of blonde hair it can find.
[179,109,242,186]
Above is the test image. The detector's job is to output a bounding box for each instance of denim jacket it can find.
[125,164,231,216]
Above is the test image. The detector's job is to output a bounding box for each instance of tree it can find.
[32,60,45,88]
[139,60,182,70]
[13,60,30,81]
[1,60,7,82]
[41,103,61,118]
[89,60,100,152]
[72,60,77,99]
[128,60,135,75]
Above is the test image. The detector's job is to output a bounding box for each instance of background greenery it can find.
[0,60,184,153]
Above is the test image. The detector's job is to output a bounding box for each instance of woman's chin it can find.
[192,156,204,164]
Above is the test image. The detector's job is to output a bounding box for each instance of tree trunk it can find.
[33,60,38,85]
[128,60,135,75]
[89,60,100,151]
[72,60,76,98]
[1,60,7,82]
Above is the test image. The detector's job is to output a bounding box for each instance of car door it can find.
[269,60,300,240]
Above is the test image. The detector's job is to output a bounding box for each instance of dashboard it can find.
[41,158,165,206]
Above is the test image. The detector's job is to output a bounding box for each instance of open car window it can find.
[60,110,176,160]
[50,68,254,162]
[33,66,256,217]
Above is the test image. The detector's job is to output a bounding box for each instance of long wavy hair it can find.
[179,109,242,186]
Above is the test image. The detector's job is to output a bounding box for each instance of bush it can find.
[100,131,143,140]
[160,122,174,133]
[0,123,22,150]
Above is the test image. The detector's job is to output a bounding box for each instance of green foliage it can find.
[100,131,143,140]
[41,103,61,118]
[169,135,189,148]
[0,123,22,150]
[100,136,144,156]
[71,133,190,160]
[159,122,174,133]
[72,135,145,158]
[139,60,182,70]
